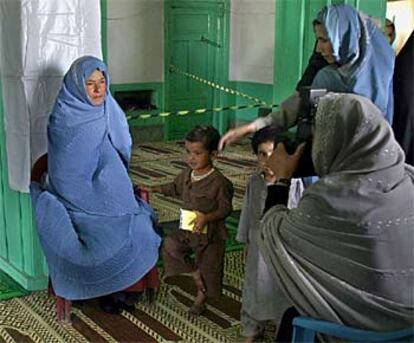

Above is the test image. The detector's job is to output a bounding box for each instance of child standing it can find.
[147,125,233,315]
[237,126,304,342]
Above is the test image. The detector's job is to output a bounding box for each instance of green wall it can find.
[226,82,274,124]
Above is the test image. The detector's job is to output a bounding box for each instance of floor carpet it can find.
[0,251,276,343]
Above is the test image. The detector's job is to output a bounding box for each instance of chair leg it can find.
[275,307,300,342]
[64,299,72,323]
[56,296,72,323]
[292,326,316,342]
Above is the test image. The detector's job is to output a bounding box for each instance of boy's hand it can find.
[190,211,208,234]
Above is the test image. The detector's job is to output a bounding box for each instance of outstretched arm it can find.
[218,121,257,151]
[218,93,301,151]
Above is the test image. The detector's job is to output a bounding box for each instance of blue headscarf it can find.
[30,56,161,300]
[47,56,135,214]
[312,5,395,123]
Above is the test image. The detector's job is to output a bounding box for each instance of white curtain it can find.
[0,0,102,192]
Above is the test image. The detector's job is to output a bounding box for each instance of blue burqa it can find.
[30,56,161,300]
[312,4,395,123]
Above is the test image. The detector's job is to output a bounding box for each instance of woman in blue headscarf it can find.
[312,4,394,122]
[30,56,161,319]
[219,4,395,149]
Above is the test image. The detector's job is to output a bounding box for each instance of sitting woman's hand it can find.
[140,185,161,193]
[218,122,257,151]
[266,143,306,180]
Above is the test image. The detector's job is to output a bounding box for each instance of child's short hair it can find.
[185,125,221,152]
[251,125,281,154]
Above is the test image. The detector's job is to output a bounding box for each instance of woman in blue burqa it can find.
[219,4,395,149]
[30,56,161,318]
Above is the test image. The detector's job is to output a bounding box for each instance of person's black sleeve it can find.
[296,47,329,90]
[263,185,289,214]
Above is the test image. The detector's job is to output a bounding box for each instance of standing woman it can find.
[219,4,395,150]
[311,4,395,122]
[30,56,161,318]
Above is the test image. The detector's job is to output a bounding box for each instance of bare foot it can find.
[194,288,206,305]
[189,270,207,315]
[189,291,207,315]
[191,270,206,293]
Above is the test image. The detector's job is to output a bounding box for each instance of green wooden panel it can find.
[273,0,307,104]
[355,0,386,19]
[165,113,213,140]
[167,3,218,111]
[302,0,329,69]
[232,81,274,122]
[165,0,227,139]
[20,196,46,278]
[212,0,231,134]
[0,78,23,270]
[100,0,108,63]
[0,75,47,291]
[0,80,7,258]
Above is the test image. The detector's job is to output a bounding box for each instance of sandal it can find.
[99,296,122,315]
[188,302,206,315]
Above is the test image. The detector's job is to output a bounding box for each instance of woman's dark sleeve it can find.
[31,153,48,182]
[296,49,329,91]
[263,185,289,214]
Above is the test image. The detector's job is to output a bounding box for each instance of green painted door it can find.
[165,0,225,139]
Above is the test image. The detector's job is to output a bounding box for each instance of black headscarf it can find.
[392,31,414,165]
[296,42,329,90]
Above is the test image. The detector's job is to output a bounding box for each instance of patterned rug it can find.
[0,251,276,343]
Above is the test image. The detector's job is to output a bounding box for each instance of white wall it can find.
[107,0,164,84]
[229,0,275,84]
[387,0,414,54]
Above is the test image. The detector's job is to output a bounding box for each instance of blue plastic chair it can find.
[292,316,414,342]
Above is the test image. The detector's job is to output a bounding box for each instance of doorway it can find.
[164,0,227,139]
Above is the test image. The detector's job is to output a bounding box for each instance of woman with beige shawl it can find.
[259,93,414,341]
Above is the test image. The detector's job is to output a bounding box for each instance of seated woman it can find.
[30,56,162,320]
[219,4,395,150]
[259,93,414,341]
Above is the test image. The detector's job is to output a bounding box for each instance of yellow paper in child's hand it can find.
[179,209,208,234]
